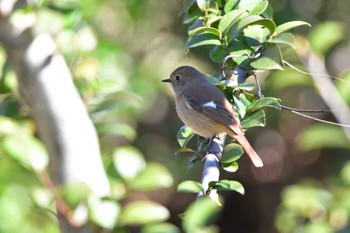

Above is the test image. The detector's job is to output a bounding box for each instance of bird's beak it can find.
[162,78,171,83]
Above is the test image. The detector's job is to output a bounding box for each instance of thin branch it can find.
[283,60,350,84]
[299,51,350,140]
[281,105,335,113]
[288,111,350,128]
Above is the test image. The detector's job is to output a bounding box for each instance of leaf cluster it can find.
[181,0,310,71]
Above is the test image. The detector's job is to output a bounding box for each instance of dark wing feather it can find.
[183,82,235,127]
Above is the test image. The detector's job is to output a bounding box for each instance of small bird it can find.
[162,66,263,167]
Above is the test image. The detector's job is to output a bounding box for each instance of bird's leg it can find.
[201,135,216,162]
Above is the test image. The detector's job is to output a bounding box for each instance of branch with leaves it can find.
[174,0,310,231]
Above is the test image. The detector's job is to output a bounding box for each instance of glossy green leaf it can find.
[227,37,253,57]
[234,15,276,38]
[250,44,284,70]
[261,4,273,19]
[244,25,270,46]
[182,196,220,231]
[210,45,228,63]
[89,198,121,229]
[141,223,180,233]
[177,125,195,147]
[197,0,210,11]
[113,146,146,180]
[297,124,350,151]
[189,26,221,37]
[276,20,311,35]
[309,21,344,55]
[177,180,204,193]
[186,32,221,48]
[121,201,170,225]
[247,97,281,112]
[233,93,252,118]
[221,161,239,172]
[238,0,269,15]
[241,109,266,129]
[218,10,245,35]
[221,143,244,163]
[175,147,196,156]
[270,32,296,49]
[209,180,244,194]
[224,0,239,13]
[131,163,174,191]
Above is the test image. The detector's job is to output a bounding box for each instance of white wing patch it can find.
[202,101,217,109]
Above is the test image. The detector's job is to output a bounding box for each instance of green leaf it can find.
[209,180,244,194]
[297,124,350,151]
[250,44,284,70]
[247,97,281,112]
[177,180,204,193]
[186,32,221,48]
[96,123,137,141]
[241,110,266,129]
[61,183,91,209]
[121,201,170,225]
[113,146,146,180]
[270,32,296,49]
[188,155,201,169]
[175,147,196,156]
[244,25,270,46]
[218,10,245,35]
[141,223,180,233]
[210,45,229,63]
[182,196,221,231]
[238,0,269,15]
[189,26,221,37]
[131,163,174,191]
[229,15,276,42]
[182,0,197,14]
[261,4,273,19]
[221,161,239,172]
[224,0,239,13]
[183,6,202,24]
[276,20,311,35]
[197,0,210,11]
[233,93,252,118]
[236,83,256,91]
[177,125,195,147]
[309,21,344,55]
[2,133,48,171]
[89,198,121,229]
[221,143,244,163]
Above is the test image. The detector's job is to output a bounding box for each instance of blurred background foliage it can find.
[0,0,350,233]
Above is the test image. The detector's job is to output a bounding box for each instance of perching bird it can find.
[162,66,263,167]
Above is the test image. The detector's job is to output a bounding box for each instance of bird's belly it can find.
[175,100,225,138]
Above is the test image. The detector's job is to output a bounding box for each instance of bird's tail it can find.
[231,133,263,167]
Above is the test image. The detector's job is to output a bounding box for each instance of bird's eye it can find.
[175,75,181,81]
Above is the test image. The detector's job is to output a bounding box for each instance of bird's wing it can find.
[183,83,235,128]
